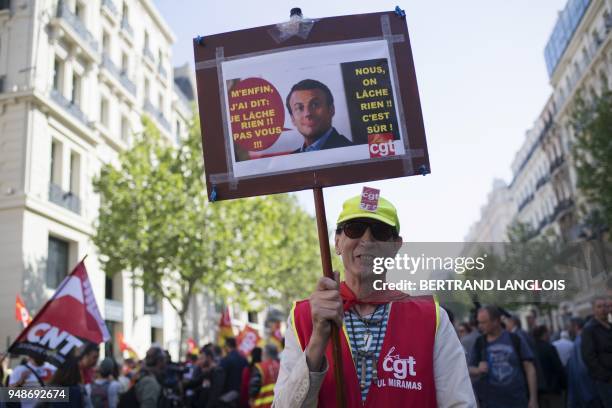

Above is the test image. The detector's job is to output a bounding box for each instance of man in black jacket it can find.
[286,79,353,153]
[582,296,612,407]
[532,325,566,408]
[218,338,247,406]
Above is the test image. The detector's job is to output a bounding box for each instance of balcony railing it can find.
[50,89,90,127]
[144,99,171,132]
[56,0,99,53]
[120,17,134,37]
[535,175,550,191]
[143,46,155,64]
[518,194,534,212]
[101,0,118,17]
[104,299,123,322]
[49,183,81,214]
[102,54,136,96]
[549,155,565,173]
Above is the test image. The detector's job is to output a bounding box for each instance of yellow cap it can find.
[336,195,400,233]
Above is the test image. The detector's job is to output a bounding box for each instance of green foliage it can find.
[572,90,612,228]
[94,114,323,342]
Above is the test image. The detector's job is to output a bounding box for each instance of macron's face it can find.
[289,88,334,144]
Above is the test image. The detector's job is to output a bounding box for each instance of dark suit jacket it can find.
[293,128,353,153]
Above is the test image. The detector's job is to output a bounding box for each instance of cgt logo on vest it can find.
[368,133,396,158]
[377,346,423,391]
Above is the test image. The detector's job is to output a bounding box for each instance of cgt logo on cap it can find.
[360,186,380,211]
[368,133,396,158]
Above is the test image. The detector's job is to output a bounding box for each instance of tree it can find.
[94,115,324,354]
[572,90,612,228]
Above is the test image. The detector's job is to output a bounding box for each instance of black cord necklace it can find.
[347,303,388,390]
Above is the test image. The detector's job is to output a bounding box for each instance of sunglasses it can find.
[337,220,397,241]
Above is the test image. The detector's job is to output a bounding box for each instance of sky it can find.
[153,0,568,242]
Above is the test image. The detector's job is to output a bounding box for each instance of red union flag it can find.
[8,260,110,366]
[217,305,235,347]
[15,295,32,327]
[237,325,261,356]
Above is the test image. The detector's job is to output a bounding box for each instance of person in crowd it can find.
[118,358,137,391]
[568,317,601,408]
[185,347,225,408]
[219,338,248,405]
[79,343,100,385]
[89,358,123,408]
[459,321,480,363]
[46,352,87,408]
[532,325,566,408]
[505,314,537,354]
[249,345,280,408]
[469,305,538,408]
[274,194,475,407]
[184,353,202,407]
[239,347,261,408]
[118,346,166,408]
[581,296,612,407]
[552,330,574,368]
[8,355,57,408]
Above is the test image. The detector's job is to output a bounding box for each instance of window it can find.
[121,116,130,142]
[53,58,63,92]
[0,0,10,11]
[158,93,163,111]
[105,276,113,300]
[75,1,85,24]
[144,78,150,101]
[71,73,81,106]
[248,311,258,324]
[121,2,128,22]
[47,236,69,288]
[104,321,115,358]
[69,151,80,195]
[158,49,163,65]
[50,139,62,185]
[121,53,129,75]
[102,31,110,55]
[175,120,181,144]
[100,97,109,127]
[144,31,150,51]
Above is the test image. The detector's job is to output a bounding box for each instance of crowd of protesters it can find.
[0,337,281,408]
[458,290,612,408]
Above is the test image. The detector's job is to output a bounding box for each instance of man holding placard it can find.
[273,192,475,407]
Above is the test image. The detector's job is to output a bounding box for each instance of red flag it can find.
[117,332,139,359]
[217,305,235,347]
[15,295,33,328]
[187,338,199,355]
[236,325,261,356]
[8,259,110,366]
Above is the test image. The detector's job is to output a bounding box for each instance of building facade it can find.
[465,0,612,320]
[0,0,203,359]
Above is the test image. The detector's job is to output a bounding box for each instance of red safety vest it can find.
[253,359,280,408]
[291,297,438,407]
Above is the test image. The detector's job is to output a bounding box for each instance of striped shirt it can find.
[344,304,390,401]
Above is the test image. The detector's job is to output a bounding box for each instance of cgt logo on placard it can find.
[368,133,396,158]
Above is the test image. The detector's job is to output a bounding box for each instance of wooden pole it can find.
[313,187,346,408]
